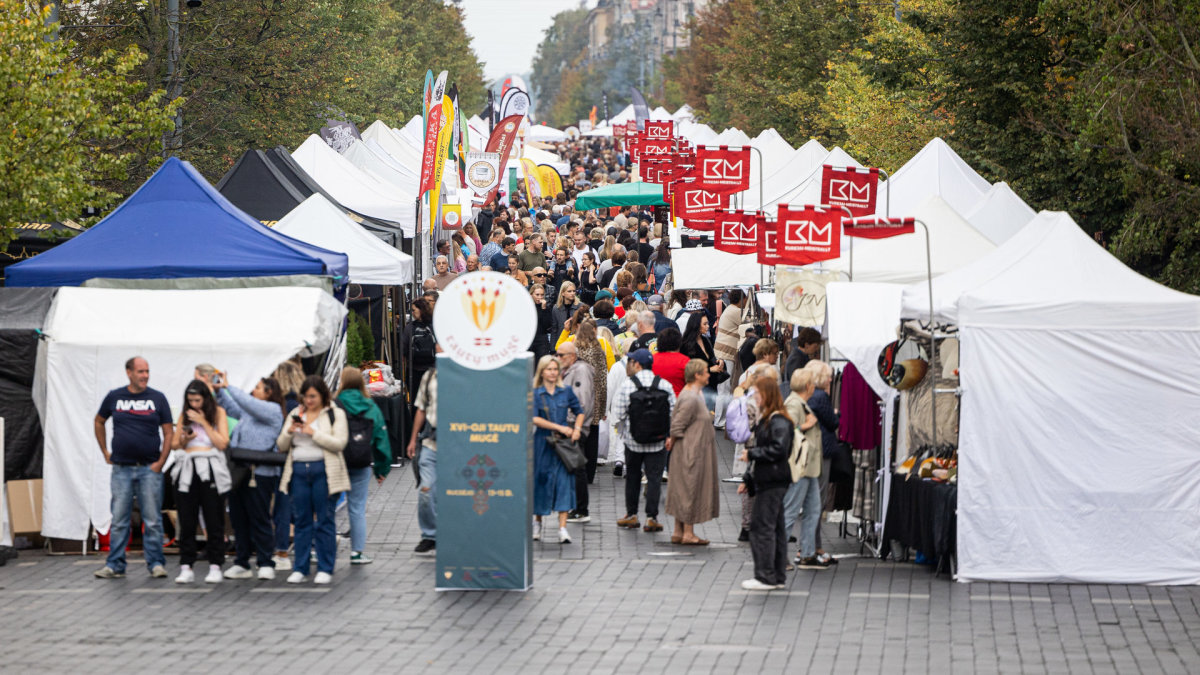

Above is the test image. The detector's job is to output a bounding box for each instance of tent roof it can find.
[396,115,425,148]
[362,120,423,169]
[274,195,413,285]
[744,139,831,210]
[878,137,991,219]
[342,139,419,196]
[574,182,667,210]
[901,210,1200,329]
[671,247,763,289]
[215,149,308,223]
[963,181,1036,245]
[672,104,694,121]
[715,128,752,146]
[292,135,415,235]
[6,157,348,287]
[772,146,864,209]
[0,287,55,331]
[527,124,567,143]
[679,121,719,145]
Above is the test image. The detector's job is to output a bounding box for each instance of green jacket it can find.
[336,389,392,478]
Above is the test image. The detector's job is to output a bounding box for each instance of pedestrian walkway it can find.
[2,436,1199,673]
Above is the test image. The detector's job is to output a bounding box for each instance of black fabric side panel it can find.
[0,377,42,480]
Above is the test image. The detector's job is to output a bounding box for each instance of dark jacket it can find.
[808,389,840,459]
[747,412,794,489]
[651,310,674,334]
[682,336,729,388]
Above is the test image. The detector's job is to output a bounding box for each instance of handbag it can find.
[541,392,587,474]
[229,447,287,467]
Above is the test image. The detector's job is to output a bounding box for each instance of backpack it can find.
[330,405,375,469]
[410,323,436,368]
[627,375,671,444]
[724,395,752,444]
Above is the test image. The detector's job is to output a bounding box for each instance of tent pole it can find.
[748,145,763,213]
[916,218,936,455]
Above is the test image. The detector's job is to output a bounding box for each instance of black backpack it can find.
[329,406,375,469]
[628,375,671,444]
[410,323,436,368]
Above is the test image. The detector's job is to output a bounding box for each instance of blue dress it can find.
[533,385,584,515]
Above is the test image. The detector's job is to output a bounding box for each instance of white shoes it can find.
[532,521,542,541]
[223,564,253,580]
[257,566,276,581]
[174,565,194,584]
[314,572,333,585]
[741,578,778,591]
[559,527,571,544]
[286,571,306,584]
[204,565,223,584]
[272,554,289,568]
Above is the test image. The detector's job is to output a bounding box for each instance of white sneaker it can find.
[205,565,223,584]
[257,566,276,581]
[174,566,194,584]
[313,571,333,585]
[286,571,306,584]
[532,521,542,541]
[741,578,777,591]
[223,564,253,580]
[559,527,571,544]
[272,554,289,568]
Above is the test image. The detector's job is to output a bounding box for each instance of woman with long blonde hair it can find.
[531,356,586,543]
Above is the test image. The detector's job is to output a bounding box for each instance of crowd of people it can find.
[90,137,840,592]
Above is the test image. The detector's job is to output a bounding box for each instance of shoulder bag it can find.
[541,392,587,474]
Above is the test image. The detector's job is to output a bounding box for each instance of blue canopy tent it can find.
[5,157,348,287]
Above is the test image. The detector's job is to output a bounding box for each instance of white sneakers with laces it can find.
[204,565,223,584]
[174,565,195,584]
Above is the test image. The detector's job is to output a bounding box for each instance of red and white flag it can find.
[674,180,728,220]
[820,165,880,217]
[776,205,842,265]
[843,216,915,239]
[695,146,751,193]
[645,120,674,140]
[757,214,783,266]
[714,210,758,255]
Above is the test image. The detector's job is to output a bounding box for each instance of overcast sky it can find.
[459,0,589,83]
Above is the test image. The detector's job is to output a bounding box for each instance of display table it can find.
[371,394,408,465]
[880,473,956,572]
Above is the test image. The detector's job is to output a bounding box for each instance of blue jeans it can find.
[417,445,437,540]
[106,465,165,574]
[272,487,291,553]
[782,476,821,559]
[289,461,339,575]
[346,466,372,552]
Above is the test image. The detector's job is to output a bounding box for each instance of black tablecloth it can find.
[371,394,407,465]
[881,473,957,565]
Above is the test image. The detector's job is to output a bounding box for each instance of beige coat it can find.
[665,389,721,524]
[785,393,822,478]
[277,405,350,495]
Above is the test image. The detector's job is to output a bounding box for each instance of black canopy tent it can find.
[0,288,55,480]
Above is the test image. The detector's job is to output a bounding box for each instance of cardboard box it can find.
[6,479,42,534]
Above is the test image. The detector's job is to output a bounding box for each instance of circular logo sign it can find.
[443,210,461,227]
[433,272,536,371]
[468,161,497,189]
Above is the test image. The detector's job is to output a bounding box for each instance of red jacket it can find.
[652,351,690,396]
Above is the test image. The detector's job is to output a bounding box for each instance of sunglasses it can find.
[534,273,546,277]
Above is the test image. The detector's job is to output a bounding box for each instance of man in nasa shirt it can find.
[93,356,174,579]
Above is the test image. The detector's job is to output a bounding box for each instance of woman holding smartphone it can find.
[276,375,349,585]
[170,380,231,584]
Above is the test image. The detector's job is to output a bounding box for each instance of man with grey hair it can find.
[465,254,480,273]
[432,255,457,290]
[630,310,658,352]
[554,342,593,538]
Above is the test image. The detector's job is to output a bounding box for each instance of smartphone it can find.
[210,372,223,385]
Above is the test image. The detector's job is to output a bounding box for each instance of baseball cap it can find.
[628,349,654,369]
[647,294,664,307]
[595,289,614,302]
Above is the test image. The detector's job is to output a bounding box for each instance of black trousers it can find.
[574,424,600,513]
[176,477,226,567]
[228,474,277,569]
[624,450,666,519]
[749,485,788,586]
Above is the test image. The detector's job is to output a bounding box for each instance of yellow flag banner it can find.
[537,165,564,198]
[520,158,543,201]
[430,95,455,234]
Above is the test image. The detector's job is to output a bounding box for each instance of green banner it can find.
[436,354,534,591]
[508,166,519,203]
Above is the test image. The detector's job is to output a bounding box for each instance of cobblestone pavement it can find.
[4,436,1200,674]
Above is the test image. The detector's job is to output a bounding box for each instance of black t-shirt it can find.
[638,242,655,265]
[98,386,173,464]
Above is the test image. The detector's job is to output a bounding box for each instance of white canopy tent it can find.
[342,139,419,197]
[876,137,991,220]
[715,127,752,146]
[900,211,1200,584]
[274,194,413,285]
[743,139,830,211]
[362,120,424,171]
[527,124,567,143]
[672,104,695,123]
[39,286,345,541]
[292,136,415,235]
[671,247,765,289]
[395,115,425,149]
[963,181,1036,245]
[678,121,719,145]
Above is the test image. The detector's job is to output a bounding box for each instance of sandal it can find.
[682,538,709,546]
[671,535,683,544]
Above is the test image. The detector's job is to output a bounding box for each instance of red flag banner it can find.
[639,138,674,158]
[642,155,693,185]
[776,205,842,265]
[418,108,444,195]
[683,217,716,232]
[696,146,751,193]
[613,124,627,139]
[675,180,728,219]
[645,120,674,140]
[625,120,638,136]
[483,114,525,204]
[715,210,758,255]
[820,165,880,218]
[844,216,915,239]
[757,214,783,266]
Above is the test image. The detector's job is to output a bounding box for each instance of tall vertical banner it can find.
[419,71,449,198]
[499,88,531,122]
[820,165,880,217]
[520,158,543,201]
[630,87,650,131]
[714,210,758,255]
[602,90,609,127]
[776,205,842,265]
[696,146,751,193]
[484,115,525,205]
[423,69,434,124]
[429,94,455,234]
[432,272,537,591]
[537,165,564,197]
